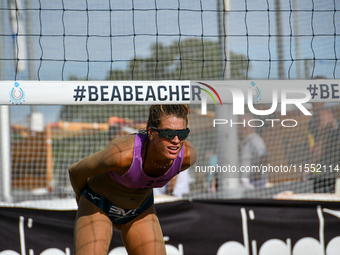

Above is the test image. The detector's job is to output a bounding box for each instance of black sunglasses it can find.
[150,126,190,141]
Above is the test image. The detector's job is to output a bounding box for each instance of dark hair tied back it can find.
[145,105,189,132]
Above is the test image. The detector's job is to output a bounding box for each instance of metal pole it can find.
[25,0,35,81]
[1,106,13,203]
[216,0,239,195]
[0,0,5,80]
[1,0,13,203]
[217,0,230,79]
[275,0,285,79]
[293,0,302,78]
[25,0,38,113]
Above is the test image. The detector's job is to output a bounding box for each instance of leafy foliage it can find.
[60,38,249,122]
[106,38,249,81]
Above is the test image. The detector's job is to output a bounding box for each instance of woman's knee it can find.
[119,207,166,255]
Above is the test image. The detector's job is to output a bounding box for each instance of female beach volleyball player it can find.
[69,105,197,255]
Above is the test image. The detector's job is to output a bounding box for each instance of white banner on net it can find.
[0,80,339,105]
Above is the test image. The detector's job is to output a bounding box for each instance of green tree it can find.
[106,38,250,80]
[61,38,250,123]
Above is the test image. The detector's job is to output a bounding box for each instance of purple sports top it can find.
[108,133,184,189]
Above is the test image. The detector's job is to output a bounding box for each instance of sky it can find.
[1,0,339,125]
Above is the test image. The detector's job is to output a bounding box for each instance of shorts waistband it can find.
[81,185,154,224]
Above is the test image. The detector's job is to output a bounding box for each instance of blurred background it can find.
[0,0,339,204]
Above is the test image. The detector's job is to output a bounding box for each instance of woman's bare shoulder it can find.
[109,133,136,147]
[101,134,137,169]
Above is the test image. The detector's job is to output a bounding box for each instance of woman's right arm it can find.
[68,135,134,198]
[69,151,106,198]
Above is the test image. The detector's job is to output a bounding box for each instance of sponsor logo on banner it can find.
[9,82,26,105]
[1,202,340,254]
[72,84,191,103]
[217,206,340,255]
[250,81,262,103]
[196,82,223,115]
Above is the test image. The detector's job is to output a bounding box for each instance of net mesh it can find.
[0,0,339,205]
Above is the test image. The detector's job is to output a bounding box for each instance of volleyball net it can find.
[0,0,339,205]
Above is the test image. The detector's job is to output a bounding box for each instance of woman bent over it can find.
[69,105,197,255]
